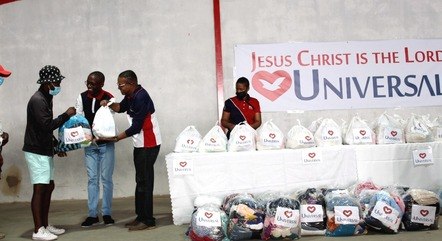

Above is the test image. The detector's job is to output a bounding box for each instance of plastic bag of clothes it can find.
[349,180,382,218]
[296,188,327,236]
[324,189,366,237]
[363,190,404,233]
[57,114,92,152]
[401,189,440,231]
[261,195,301,240]
[187,196,229,241]
[224,194,264,240]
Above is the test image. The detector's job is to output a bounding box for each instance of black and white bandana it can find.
[37,65,65,84]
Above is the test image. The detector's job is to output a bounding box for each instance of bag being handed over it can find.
[92,106,117,138]
[57,114,92,152]
[174,125,202,153]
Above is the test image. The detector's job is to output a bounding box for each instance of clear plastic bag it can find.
[262,195,301,240]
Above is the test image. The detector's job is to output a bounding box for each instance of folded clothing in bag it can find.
[364,190,403,233]
[187,203,229,241]
[401,189,440,231]
[297,188,327,236]
[262,196,301,240]
[324,190,366,237]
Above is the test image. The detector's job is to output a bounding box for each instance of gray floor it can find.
[0,195,440,241]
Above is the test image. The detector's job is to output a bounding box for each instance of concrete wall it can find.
[0,0,441,203]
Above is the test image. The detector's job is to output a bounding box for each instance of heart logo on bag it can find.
[210,138,217,143]
[179,162,187,167]
[205,212,213,219]
[284,210,293,218]
[391,131,397,137]
[239,135,246,141]
[269,133,276,139]
[307,206,316,213]
[419,153,426,159]
[308,153,316,158]
[71,131,79,137]
[343,210,352,217]
[359,130,366,136]
[252,70,292,101]
[420,209,429,217]
[187,139,194,145]
[305,136,312,141]
[328,130,334,136]
[383,206,392,214]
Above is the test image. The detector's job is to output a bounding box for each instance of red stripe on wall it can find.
[213,0,224,121]
[0,0,18,5]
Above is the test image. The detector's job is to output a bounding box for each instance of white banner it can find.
[234,39,442,111]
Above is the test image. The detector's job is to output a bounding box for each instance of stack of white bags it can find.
[173,113,442,153]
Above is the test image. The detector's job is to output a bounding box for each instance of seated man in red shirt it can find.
[221,77,262,138]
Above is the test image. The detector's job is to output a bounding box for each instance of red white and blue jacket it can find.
[119,85,161,148]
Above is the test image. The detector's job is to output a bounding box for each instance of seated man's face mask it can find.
[0,77,4,86]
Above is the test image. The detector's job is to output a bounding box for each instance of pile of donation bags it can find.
[174,113,442,153]
[186,181,440,241]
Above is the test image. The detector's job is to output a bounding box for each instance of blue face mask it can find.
[49,85,61,96]
[0,77,4,86]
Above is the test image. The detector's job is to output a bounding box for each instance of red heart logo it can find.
[383,206,392,214]
[269,133,276,139]
[252,70,292,101]
[205,212,213,218]
[305,136,312,141]
[420,209,429,217]
[239,135,246,141]
[328,130,334,136]
[343,210,352,217]
[284,210,293,218]
[70,131,79,137]
[307,206,316,213]
[391,131,397,137]
[187,139,194,145]
[210,138,216,143]
[179,162,187,167]
[419,153,426,159]
[359,130,366,136]
[308,153,316,158]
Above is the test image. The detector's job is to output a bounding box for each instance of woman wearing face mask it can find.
[221,77,262,139]
[22,65,76,241]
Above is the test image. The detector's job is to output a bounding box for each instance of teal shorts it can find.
[24,152,54,184]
